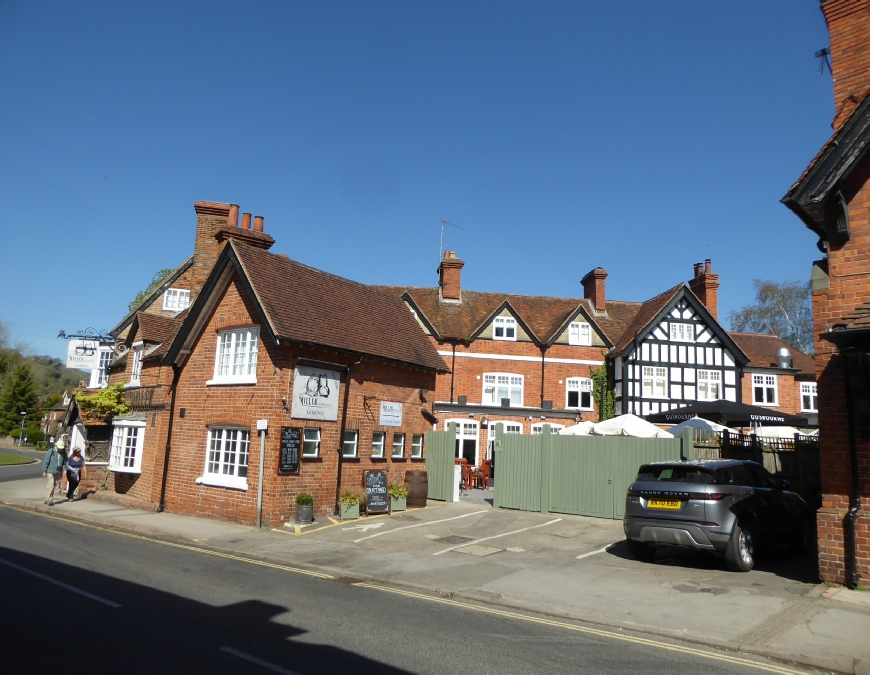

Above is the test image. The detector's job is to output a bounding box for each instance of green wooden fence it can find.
[425,425,456,501]
[494,425,689,519]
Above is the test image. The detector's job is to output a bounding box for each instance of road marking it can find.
[575,544,615,560]
[432,518,563,556]
[352,583,805,675]
[220,647,298,674]
[346,522,385,532]
[0,557,121,607]
[0,504,333,580]
[352,510,486,543]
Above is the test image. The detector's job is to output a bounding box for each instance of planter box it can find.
[295,504,313,524]
[390,496,407,512]
[340,502,360,520]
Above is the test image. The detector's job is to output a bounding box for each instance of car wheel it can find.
[791,517,815,555]
[725,521,755,572]
[627,538,656,561]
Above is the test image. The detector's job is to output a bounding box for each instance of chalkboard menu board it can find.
[279,427,301,475]
[364,470,389,514]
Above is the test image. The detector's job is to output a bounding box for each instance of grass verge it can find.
[0,452,37,466]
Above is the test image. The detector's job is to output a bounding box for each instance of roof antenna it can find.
[816,47,832,76]
[439,220,465,261]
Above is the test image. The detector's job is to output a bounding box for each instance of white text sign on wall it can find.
[379,402,403,427]
[291,366,340,421]
[66,340,101,370]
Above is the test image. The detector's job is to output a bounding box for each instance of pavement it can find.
[2,447,869,674]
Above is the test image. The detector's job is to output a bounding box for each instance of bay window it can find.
[109,421,145,474]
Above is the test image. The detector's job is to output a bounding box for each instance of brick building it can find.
[781,0,870,586]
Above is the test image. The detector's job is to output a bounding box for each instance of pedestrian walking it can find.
[65,447,86,502]
[42,438,68,506]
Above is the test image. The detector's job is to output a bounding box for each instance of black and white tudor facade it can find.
[612,286,748,417]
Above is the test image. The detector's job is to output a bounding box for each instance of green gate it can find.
[494,426,688,519]
[425,425,456,502]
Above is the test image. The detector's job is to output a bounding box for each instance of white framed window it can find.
[411,434,424,458]
[89,348,114,389]
[566,378,593,409]
[109,421,145,474]
[493,316,517,341]
[201,427,250,489]
[372,431,386,458]
[392,433,405,458]
[697,370,721,401]
[531,423,565,434]
[162,288,191,311]
[302,428,321,457]
[642,366,667,398]
[669,323,695,342]
[342,430,358,458]
[130,343,144,386]
[487,421,522,460]
[482,373,524,406]
[752,374,778,405]
[568,321,592,346]
[209,327,259,385]
[446,419,479,464]
[800,382,818,413]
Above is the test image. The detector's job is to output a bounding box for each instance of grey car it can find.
[623,459,813,572]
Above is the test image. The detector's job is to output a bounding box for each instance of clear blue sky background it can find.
[0,1,833,361]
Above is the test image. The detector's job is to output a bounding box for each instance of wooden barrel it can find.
[404,470,428,507]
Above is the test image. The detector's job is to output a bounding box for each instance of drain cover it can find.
[330,576,364,585]
[434,535,474,545]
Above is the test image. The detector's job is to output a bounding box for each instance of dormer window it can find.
[493,317,516,341]
[568,321,592,346]
[130,342,143,386]
[163,288,191,311]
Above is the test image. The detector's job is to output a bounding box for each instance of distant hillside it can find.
[0,349,87,401]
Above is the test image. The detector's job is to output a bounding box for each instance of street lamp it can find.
[18,412,26,447]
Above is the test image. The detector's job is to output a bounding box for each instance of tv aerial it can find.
[816,48,832,75]
[439,219,465,261]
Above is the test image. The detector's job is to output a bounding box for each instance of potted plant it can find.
[295,493,313,524]
[389,482,408,511]
[338,489,361,520]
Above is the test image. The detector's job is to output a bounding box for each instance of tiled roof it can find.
[110,256,194,336]
[132,311,186,361]
[611,285,684,353]
[231,243,448,372]
[833,300,870,331]
[370,286,642,346]
[728,332,815,376]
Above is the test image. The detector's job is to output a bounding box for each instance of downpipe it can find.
[842,351,862,590]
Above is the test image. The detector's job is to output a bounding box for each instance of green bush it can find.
[8,429,20,439]
[296,493,313,506]
[389,483,408,498]
[338,489,361,507]
[25,428,45,443]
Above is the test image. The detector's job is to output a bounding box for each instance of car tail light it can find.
[686,492,727,500]
[699,522,719,527]
[628,488,641,497]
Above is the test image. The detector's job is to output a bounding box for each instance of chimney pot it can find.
[241,213,252,230]
[704,259,712,274]
[581,267,608,313]
[228,204,240,228]
[438,251,465,302]
[254,216,264,232]
[694,262,703,278]
[688,258,720,319]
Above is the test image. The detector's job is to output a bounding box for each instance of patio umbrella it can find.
[751,426,803,439]
[666,417,738,438]
[644,400,809,428]
[591,413,674,438]
[558,421,595,435]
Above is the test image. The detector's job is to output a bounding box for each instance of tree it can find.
[0,364,40,433]
[727,280,814,356]
[128,268,175,313]
[75,383,129,421]
[591,365,616,422]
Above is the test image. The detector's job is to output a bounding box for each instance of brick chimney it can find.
[823,0,870,130]
[688,259,720,319]
[214,211,275,250]
[581,267,608,313]
[438,251,464,302]
[192,201,233,295]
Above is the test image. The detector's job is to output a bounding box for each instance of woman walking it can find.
[66,447,86,502]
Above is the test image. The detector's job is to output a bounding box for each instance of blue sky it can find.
[0,1,833,361]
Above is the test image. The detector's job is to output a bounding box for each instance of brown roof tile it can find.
[833,300,870,331]
[231,243,448,372]
[611,285,684,353]
[728,332,815,376]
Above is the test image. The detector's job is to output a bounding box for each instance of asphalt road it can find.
[0,446,43,482]
[0,507,809,675]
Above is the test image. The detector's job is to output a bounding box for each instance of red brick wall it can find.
[160,273,437,526]
[823,0,870,130]
[739,370,808,418]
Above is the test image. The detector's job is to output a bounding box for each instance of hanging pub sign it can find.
[364,470,389,514]
[279,427,301,475]
[379,402,403,427]
[66,340,101,370]
[291,366,340,421]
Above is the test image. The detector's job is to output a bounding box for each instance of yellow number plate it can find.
[648,499,682,510]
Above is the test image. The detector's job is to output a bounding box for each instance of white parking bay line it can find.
[353,510,487,543]
[575,545,615,560]
[432,519,563,556]
[0,558,121,607]
[220,647,299,674]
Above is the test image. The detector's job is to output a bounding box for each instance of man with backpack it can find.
[42,436,69,506]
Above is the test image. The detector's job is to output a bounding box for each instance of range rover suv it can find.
[623,459,813,572]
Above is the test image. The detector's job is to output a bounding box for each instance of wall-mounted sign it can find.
[279,427,301,475]
[379,402,403,427]
[66,340,101,370]
[291,366,340,421]
[364,470,389,514]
